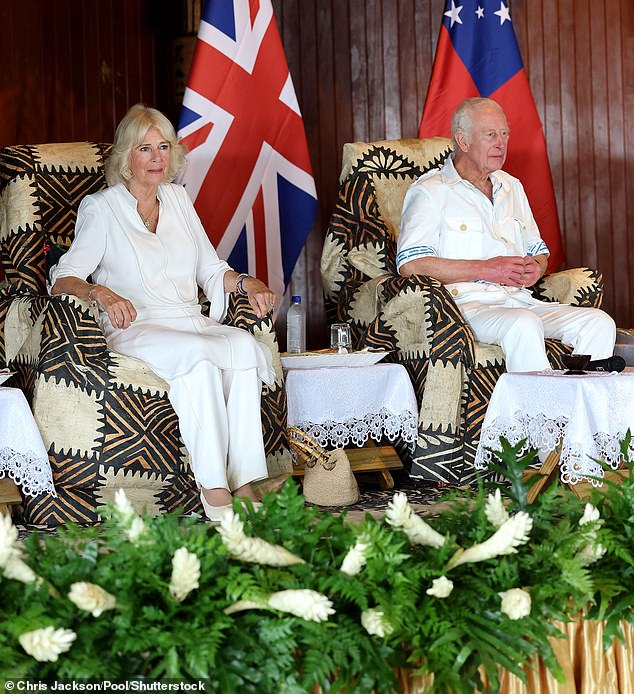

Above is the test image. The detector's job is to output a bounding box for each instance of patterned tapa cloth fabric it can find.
[0,142,291,526]
[321,137,605,485]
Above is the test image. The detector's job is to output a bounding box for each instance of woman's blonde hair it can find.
[105,104,187,186]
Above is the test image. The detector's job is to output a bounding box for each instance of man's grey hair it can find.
[450,97,506,149]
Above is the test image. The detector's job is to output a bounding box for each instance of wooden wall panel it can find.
[0,0,632,338]
[0,0,156,147]
[274,0,634,340]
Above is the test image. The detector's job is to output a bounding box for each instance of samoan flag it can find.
[420,0,565,272]
[177,0,317,298]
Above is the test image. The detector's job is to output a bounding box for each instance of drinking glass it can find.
[330,323,352,354]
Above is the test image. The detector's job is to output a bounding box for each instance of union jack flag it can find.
[177,0,317,297]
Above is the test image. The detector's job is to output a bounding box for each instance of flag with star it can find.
[177,0,317,297]
[420,0,565,271]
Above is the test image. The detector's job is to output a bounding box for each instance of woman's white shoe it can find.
[199,492,233,522]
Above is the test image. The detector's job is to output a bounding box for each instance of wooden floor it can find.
[0,477,22,516]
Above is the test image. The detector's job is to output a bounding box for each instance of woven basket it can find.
[288,427,360,506]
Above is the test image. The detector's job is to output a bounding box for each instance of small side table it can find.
[285,363,419,488]
[0,386,56,508]
[474,369,634,499]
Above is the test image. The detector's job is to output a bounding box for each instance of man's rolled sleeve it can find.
[396,185,440,272]
[527,240,549,257]
[514,180,550,259]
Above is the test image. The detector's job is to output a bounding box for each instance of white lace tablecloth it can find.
[0,387,56,497]
[285,363,419,448]
[474,370,634,486]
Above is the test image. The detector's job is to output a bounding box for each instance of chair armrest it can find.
[531,267,604,307]
[358,273,476,368]
[224,293,283,382]
[0,283,38,367]
[37,294,110,392]
[223,293,290,472]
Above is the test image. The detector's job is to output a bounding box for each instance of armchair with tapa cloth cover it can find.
[0,142,291,525]
[321,137,605,485]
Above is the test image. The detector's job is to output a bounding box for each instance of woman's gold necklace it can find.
[140,199,158,230]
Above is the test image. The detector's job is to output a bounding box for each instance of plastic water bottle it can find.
[287,295,306,353]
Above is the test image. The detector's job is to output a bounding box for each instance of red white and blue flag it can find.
[420,0,565,272]
[177,0,317,296]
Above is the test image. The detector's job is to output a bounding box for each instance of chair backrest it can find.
[0,142,111,293]
[339,137,452,241]
[321,137,452,319]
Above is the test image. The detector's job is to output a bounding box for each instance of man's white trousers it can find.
[459,295,616,373]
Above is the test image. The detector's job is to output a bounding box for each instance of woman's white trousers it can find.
[167,361,268,491]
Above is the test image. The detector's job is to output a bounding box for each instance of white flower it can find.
[113,489,148,543]
[168,547,200,602]
[361,608,394,637]
[217,511,305,567]
[225,590,335,623]
[447,512,533,570]
[0,517,40,584]
[385,493,445,548]
[576,543,607,566]
[126,516,147,543]
[68,582,117,617]
[575,504,605,565]
[426,576,454,599]
[267,589,335,622]
[579,503,600,526]
[113,488,136,522]
[485,489,509,529]
[18,626,76,662]
[499,588,532,620]
[0,513,18,568]
[3,553,38,584]
[112,490,148,544]
[340,535,370,576]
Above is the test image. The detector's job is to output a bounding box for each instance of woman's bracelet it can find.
[235,273,252,296]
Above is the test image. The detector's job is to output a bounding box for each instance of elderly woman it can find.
[50,104,276,521]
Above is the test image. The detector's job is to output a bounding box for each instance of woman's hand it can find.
[91,285,137,329]
[242,277,276,319]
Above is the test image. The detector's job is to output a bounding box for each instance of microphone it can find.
[586,355,626,373]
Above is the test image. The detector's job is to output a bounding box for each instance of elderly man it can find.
[396,97,615,372]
